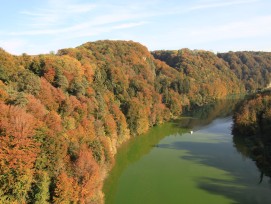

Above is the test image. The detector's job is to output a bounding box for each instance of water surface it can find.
[104,101,271,204]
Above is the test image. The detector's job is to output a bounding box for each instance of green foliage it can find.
[6,90,28,107]
[87,140,104,163]
[126,98,149,135]
[152,49,245,106]
[53,69,69,91]
[1,40,271,204]
[16,70,41,95]
[68,77,86,96]
[232,90,271,139]
[29,171,50,204]
[0,66,9,82]
[29,57,45,76]
[218,51,271,91]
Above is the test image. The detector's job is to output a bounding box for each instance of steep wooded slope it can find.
[152,49,245,106]
[0,41,251,203]
[218,51,271,91]
[232,90,271,138]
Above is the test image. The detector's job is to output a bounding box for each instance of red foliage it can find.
[38,78,65,111]
[44,111,63,133]
[0,103,39,170]
[0,102,40,201]
[26,94,48,120]
[54,172,79,203]
[44,67,56,83]
[75,145,100,203]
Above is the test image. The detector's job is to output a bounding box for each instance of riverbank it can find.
[102,99,240,203]
[103,113,271,204]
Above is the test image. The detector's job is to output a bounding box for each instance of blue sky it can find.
[1,0,271,55]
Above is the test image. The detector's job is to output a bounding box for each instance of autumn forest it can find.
[1,40,271,203]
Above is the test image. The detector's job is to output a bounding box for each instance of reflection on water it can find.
[166,118,271,204]
[103,122,187,203]
[103,99,271,204]
[233,135,271,184]
[179,99,239,130]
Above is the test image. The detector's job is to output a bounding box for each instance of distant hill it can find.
[232,90,271,137]
[152,49,244,106]
[218,51,271,91]
[0,40,270,203]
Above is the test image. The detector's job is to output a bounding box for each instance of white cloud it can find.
[189,0,259,11]
[46,0,96,13]
[11,1,154,39]
[10,22,92,36]
[0,39,27,54]
[112,21,149,29]
[74,21,150,38]
[1,0,269,54]
[20,1,97,29]
[143,14,271,51]
[187,15,271,43]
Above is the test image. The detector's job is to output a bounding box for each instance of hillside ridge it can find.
[0,40,270,203]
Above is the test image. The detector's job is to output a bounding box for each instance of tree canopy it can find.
[0,40,269,203]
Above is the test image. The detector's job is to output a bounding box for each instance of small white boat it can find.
[190,130,193,134]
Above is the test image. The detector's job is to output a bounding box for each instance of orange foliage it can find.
[26,94,48,120]
[1,40,264,203]
[44,67,55,83]
[0,103,39,202]
[44,111,63,133]
[104,114,117,138]
[0,103,39,171]
[81,117,96,140]
[75,145,100,203]
[54,172,79,203]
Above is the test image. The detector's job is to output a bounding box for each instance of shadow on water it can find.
[233,135,271,183]
[103,122,187,203]
[104,99,259,204]
[157,114,271,204]
[158,140,271,203]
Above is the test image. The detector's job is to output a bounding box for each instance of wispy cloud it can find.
[1,0,270,54]
[166,14,271,48]
[191,15,271,40]
[15,0,258,39]
[20,1,97,29]
[47,0,97,13]
[15,0,152,37]
[74,21,150,39]
[188,0,259,11]
[10,25,83,36]
[113,21,149,29]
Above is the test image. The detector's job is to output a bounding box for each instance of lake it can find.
[103,100,271,204]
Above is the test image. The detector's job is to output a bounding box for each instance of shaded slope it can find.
[0,41,249,203]
[218,51,271,91]
[152,49,245,106]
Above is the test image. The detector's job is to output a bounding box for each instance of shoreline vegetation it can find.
[232,90,271,183]
[233,90,271,138]
[1,40,271,203]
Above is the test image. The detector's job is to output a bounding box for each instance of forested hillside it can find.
[152,49,245,105]
[232,90,271,182]
[0,40,268,203]
[232,90,271,138]
[218,51,271,91]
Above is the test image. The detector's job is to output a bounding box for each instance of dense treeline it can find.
[152,49,245,106]
[218,51,271,91]
[232,90,271,182]
[0,40,268,203]
[232,90,271,139]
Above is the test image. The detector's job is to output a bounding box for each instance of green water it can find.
[103,100,271,204]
